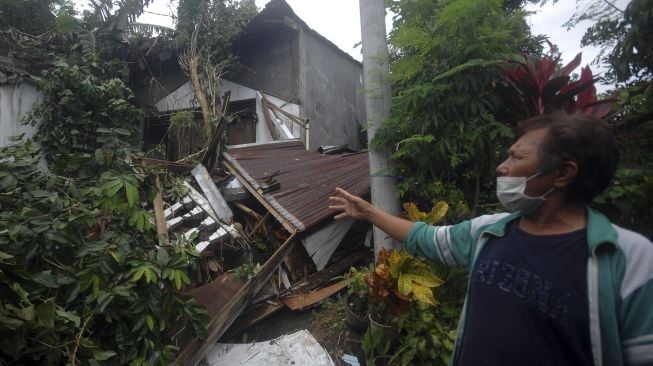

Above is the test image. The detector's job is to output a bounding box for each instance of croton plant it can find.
[500,47,615,120]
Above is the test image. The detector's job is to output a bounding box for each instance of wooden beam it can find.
[258,92,280,140]
[174,232,298,366]
[222,248,370,341]
[153,175,169,246]
[281,281,347,311]
[132,157,194,173]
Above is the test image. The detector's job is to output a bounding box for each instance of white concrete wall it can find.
[0,80,40,147]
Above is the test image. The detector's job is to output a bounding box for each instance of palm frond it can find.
[128,22,175,37]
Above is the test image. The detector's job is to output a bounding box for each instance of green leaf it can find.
[56,309,81,327]
[36,299,56,328]
[156,249,170,267]
[146,315,154,331]
[125,182,138,207]
[92,275,100,298]
[15,305,35,321]
[32,271,60,288]
[173,271,182,290]
[102,179,124,196]
[0,250,14,260]
[56,14,80,33]
[92,350,117,361]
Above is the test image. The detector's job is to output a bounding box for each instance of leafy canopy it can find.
[378,0,542,214]
[0,137,207,365]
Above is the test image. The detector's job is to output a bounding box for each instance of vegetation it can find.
[0,136,207,365]
[26,58,142,164]
[575,0,653,237]
[1,1,219,364]
[534,0,653,237]
[390,266,466,366]
[378,0,543,217]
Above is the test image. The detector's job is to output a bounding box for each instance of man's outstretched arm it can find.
[328,187,414,242]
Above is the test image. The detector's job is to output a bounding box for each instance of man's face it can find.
[496,127,554,196]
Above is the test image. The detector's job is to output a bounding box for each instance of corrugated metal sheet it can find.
[223,140,369,232]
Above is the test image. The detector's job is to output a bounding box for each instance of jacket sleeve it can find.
[619,232,653,366]
[404,214,508,269]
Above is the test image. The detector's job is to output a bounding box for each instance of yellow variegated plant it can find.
[366,248,444,322]
[403,201,449,225]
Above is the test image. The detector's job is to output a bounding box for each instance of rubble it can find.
[140,138,371,365]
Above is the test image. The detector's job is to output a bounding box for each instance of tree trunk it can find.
[359,0,401,257]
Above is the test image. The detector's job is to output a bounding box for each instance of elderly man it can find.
[329,112,653,366]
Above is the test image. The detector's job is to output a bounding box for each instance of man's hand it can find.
[329,187,415,242]
[329,187,373,221]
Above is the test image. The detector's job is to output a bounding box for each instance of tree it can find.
[570,0,653,237]
[0,0,74,35]
[173,0,257,162]
[377,0,543,217]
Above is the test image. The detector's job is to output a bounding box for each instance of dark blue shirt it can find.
[456,222,593,366]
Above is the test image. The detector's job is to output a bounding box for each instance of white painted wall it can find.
[0,80,40,147]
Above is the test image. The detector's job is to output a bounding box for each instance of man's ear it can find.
[554,161,578,189]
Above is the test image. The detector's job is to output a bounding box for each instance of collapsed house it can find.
[134,0,366,152]
[145,140,371,365]
[1,1,374,363]
[129,3,375,362]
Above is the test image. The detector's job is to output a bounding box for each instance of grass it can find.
[308,296,348,364]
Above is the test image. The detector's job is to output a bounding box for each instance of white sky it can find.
[137,0,629,91]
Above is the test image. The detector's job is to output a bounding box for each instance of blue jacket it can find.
[405,208,653,366]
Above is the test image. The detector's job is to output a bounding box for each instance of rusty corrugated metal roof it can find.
[223,140,370,233]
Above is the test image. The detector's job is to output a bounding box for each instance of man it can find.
[329,112,653,366]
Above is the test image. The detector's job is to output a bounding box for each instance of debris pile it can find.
[140,139,371,365]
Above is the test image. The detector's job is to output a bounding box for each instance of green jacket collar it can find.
[482,208,617,251]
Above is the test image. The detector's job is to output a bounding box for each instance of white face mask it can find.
[496,173,555,213]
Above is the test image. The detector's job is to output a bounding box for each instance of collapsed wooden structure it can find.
[142,138,371,365]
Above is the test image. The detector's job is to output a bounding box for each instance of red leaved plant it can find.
[500,49,614,119]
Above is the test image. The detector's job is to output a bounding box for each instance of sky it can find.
[137,0,630,91]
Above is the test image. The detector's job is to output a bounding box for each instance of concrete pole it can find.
[359,0,401,257]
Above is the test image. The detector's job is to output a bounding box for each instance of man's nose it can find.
[496,161,508,176]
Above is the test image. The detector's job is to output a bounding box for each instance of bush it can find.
[0,138,207,365]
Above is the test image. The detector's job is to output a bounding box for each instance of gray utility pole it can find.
[359,0,401,257]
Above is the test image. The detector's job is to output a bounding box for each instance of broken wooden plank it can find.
[281,281,347,311]
[258,91,280,140]
[133,157,194,173]
[153,175,169,246]
[184,273,245,316]
[234,201,262,222]
[191,164,233,223]
[201,115,229,173]
[221,248,369,341]
[174,231,298,366]
[282,248,369,294]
